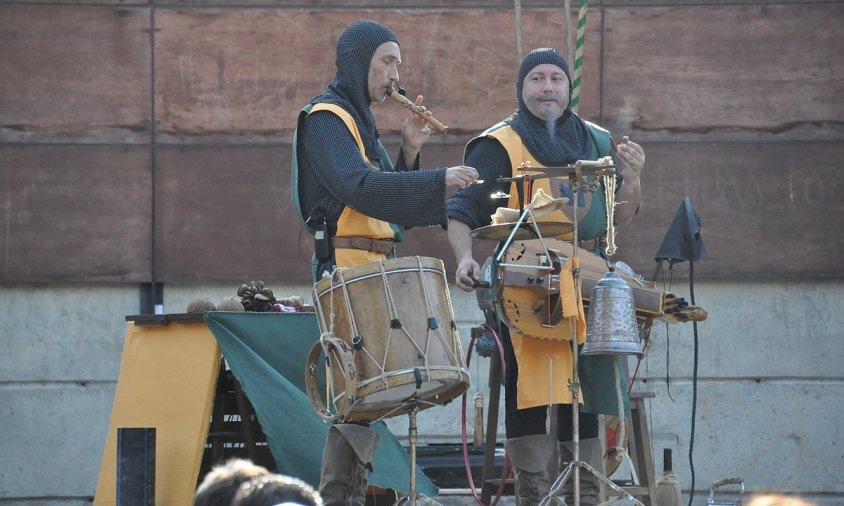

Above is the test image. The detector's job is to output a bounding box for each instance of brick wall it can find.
[1,1,842,284]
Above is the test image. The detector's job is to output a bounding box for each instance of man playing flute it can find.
[292,20,477,506]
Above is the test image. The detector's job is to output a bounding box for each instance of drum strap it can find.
[305,335,357,423]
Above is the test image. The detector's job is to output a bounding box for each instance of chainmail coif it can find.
[504,48,592,166]
[308,20,398,161]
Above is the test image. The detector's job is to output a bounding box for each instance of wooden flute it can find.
[389,85,449,134]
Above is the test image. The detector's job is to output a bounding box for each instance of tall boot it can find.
[558,438,603,506]
[504,434,554,506]
[319,424,380,506]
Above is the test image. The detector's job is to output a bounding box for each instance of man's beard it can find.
[529,97,564,144]
[530,96,563,118]
[544,115,560,146]
[370,89,388,103]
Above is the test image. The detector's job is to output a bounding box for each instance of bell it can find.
[582,269,642,355]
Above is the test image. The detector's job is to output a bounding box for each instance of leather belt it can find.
[331,236,395,254]
[578,237,607,250]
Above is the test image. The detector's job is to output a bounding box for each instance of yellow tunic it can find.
[487,125,587,410]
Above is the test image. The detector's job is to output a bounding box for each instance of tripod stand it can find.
[543,165,644,506]
[492,162,644,506]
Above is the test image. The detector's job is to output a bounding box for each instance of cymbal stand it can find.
[401,401,421,506]
[541,162,643,506]
[493,205,553,265]
[492,174,558,268]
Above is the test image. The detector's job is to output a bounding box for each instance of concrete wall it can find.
[0,285,138,504]
[2,280,842,504]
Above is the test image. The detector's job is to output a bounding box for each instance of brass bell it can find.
[582,268,642,355]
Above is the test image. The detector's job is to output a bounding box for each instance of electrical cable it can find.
[687,261,698,506]
[460,323,510,506]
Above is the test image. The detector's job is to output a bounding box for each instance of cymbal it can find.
[471,221,573,241]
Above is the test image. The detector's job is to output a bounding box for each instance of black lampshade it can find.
[655,197,705,264]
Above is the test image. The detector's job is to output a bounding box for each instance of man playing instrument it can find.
[292,20,477,506]
[447,48,645,506]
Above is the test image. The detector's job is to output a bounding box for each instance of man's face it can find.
[521,63,570,121]
[368,41,401,103]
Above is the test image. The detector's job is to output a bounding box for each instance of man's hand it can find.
[401,95,431,165]
[614,135,644,226]
[445,166,479,189]
[615,136,645,178]
[455,257,481,292]
[448,220,480,292]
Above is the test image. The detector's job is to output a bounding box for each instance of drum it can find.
[307,256,470,422]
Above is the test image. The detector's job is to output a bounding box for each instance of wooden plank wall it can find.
[1,1,842,284]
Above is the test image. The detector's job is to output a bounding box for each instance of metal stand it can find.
[403,402,421,506]
[542,169,643,506]
[495,161,645,506]
[392,395,442,506]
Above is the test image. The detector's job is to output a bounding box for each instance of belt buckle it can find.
[372,238,394,256]
[378,239,395,256]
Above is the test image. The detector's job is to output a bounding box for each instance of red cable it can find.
[460,323,510,506]
[627,334,650,394]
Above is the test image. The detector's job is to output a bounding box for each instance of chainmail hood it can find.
[504,48,592,166]
[309,20,399,161]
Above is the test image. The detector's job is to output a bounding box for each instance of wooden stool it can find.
[479,347,513,504]
[616,390,658,506]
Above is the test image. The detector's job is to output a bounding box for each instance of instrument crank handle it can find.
[468,273,491,289]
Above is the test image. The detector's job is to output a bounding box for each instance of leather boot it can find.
[558,438,603,506]
[319,424,380,506]
[504,434,554,506]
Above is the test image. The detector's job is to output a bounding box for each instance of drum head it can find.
[349,368,469,420]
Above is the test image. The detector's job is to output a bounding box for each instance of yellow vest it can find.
[308,103,395,268]
[487,125,576,239]
[481,124,590,409]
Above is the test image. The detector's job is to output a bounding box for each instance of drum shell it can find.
[313,256,470,421]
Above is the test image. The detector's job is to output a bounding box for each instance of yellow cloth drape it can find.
[93,322,220,506]
[512,256,587,409]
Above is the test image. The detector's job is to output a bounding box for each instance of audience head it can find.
[194,458,270,506]
[233,473,322,506]
[747,494,818,506]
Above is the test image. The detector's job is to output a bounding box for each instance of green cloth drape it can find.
[203,311,437,497]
